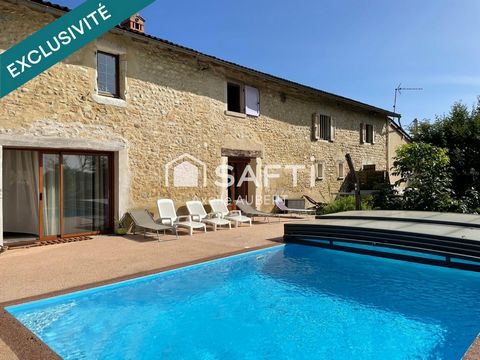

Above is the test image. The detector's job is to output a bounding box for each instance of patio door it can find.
[62,154,111,236]
[39,151,112,240]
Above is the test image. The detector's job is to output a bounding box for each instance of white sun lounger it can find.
[186,201,231,231]
[157,199,206,235]
[209,199,252,227]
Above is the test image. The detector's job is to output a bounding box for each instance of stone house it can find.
[0,0,406,246]
[388,120,412,186]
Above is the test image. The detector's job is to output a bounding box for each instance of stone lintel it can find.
[221,148,263,159]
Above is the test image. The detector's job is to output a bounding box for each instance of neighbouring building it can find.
[0,0,408,246]
[388,120,412,186]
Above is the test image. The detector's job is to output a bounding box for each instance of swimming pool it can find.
[7,244,480,359]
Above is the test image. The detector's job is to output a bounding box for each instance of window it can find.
[312,113,335,141]
[227,82,242,113]
[226,82,260,116]
[314,161,325,180]
[97,52,119,97]
[365,124,374,144]
[360,123,375,144]
[337,162,345,180]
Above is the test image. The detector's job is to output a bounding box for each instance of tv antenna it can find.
[393,83,423,127]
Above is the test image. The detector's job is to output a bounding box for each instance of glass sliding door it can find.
[63,154,111,235]
[4,150,112,243]
[41,153,61,238]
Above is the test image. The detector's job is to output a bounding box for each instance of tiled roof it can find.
[18,0,401,118]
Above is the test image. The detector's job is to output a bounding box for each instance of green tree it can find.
[393,142,457,211]
[411,98,480,196]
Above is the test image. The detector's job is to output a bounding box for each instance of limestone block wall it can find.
[0,0,389,214]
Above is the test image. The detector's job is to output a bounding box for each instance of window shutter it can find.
[245,85,260,116]
[360,123,365,144]
[371,125,376,144]
[330,117,336,141]
[338,162,345,179]
[311,113,319,141]
[316,162,324,180]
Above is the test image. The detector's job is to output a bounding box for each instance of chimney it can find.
[121,14,145,33]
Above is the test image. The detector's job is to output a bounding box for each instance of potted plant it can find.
[114,216,128,236]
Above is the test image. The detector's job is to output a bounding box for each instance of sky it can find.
[56,0,479,127]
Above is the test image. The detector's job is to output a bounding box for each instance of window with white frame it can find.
[226,82,260,116]
[312,113,335,141]
[360,123,375,144]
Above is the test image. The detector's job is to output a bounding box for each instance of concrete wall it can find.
[1,0,391,216]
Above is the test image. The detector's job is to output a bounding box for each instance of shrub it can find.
[458,188,480,214]
[411,99,480,197]
[392,142,457,212]
[321,196,372,215]
[371,183,403,210]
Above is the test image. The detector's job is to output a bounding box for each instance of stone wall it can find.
[0,0,390,214]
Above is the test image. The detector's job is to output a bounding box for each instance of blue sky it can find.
[57,0,479,127]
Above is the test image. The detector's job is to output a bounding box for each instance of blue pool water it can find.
[7,244,480,359]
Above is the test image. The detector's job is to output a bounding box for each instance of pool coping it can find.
[0,243,280,359]
[464,336,480,359]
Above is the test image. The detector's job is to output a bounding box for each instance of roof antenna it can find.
[393,83,423,127]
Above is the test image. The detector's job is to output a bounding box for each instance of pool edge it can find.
[2,241,478,359]
[0,308,61,360]
[463,334,480,360]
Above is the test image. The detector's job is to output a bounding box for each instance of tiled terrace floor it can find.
[0,218,303,358]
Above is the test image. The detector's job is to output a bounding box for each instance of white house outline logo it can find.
[165,153,207,187]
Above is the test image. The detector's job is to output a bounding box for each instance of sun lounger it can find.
[235,199,281,222]
[274,196,316,215]
[209,199,252,227]
[127,209,178,240]
[157,199,206,235]
[302,195,326,211]
[186,200,231,231]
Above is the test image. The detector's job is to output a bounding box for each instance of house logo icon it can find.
[165,153,207,187]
